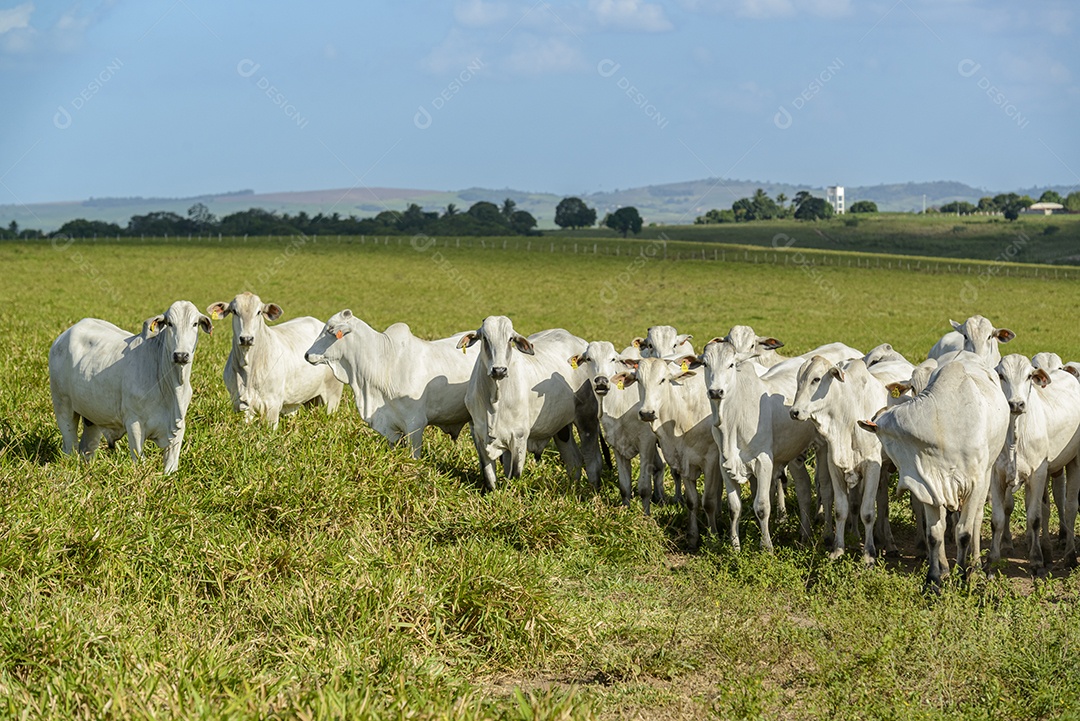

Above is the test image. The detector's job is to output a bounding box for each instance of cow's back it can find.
[49,318,136,428]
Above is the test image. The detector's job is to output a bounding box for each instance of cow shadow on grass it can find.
[0,418,63,464]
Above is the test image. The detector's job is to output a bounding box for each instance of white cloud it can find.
[678,0,852,19]
[589,0,673,31]
[0,2,33,34]
[505,34,585,74]
[455,0,510,27]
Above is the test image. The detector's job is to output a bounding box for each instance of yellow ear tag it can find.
[570,358,578,369]
[149,321,157,333]
[891,386,901,398]
[616,379,624,390]
[461,344,467,354]
[335,330,343,340]
[681,360,689,372]
[210,310,220,320]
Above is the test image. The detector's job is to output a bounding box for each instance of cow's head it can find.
[790,355,845,422]
[699,337,741,404]
[1031,352,1063,373]
[722,324,783,362]
[569,340,638,397]
[864,343,904,368]
[304,309,354,384]
[208,292,282,349]
[618,356,699,426]
[996,353,1050,415]
[457,315,533,380]
[950,315,1015,364]
[635,325,693,359]
[144,300,212,365]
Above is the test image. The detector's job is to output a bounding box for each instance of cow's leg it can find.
[828,463,849,560]
[752,454,776,552]
[1025,464,1050,576]
[924,502,949,593]
[774,467,789,524]
[875,466,898,556]
[324,383,343,415]
[162,425,185,475]
[574,418,604,491]
[786,457,814,542]
[265,402,282,431]
[721,466,742,552]
[78,420,103,460]
[471,427,498,493]
[405,423,425,460]
[553,424,584,487]
[645,441,666,505]
[912,493,927,553]
[1050,469,1066,540]
[53,402,80,456]
[815,444,832,526]
[987,472,1008,575]
[956,476,990,584]
[702,456,721,538]
[126,420,146,462]
[1001,491,1015,552]
[859,461,882,565]
[614,451,634,508]
[682,475,701,551]
[1063,458,1080,567]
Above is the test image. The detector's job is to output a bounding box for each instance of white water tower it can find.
[826,185,845,215]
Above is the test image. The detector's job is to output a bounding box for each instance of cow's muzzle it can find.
[173,352,191,365]
[239,335,255,347]
[638,409,657,422]
[490,366,508,380]
[790,408,804,421]
[708,388,724,401]
[1009,400,1026,414]
[593,377,610,396]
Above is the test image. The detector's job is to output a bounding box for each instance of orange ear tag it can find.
[335,330,343,340]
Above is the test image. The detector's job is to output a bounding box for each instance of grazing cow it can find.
[208,293,343,428]
[459,316,602,492]
[612,357,718,549]
[569,341,665,511]
[304,309,479,458]
[863,343,908,368]
[790,356,900,563]
[699,341,816,552]
[859,360,1009,591]
[928,315,1015,366]
[48,300,212,474]
[989,355,1080,575]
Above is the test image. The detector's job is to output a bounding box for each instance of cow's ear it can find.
[621,358,640,370]
[1065,365,1080,380]
[457,331,481,350]
[198,314,213,335]
[340,309,354,319]
[674,370,696,381]
[143,314,166,338]
[759,337,784,350]
[949,319,962,333]
[206,302,231,320]
[676,333,693,346]
[674,354,702,372]
[705,336,725,350]
[885,381,912,398]
[263,303,283,322]
[1032,368,1051,388]
[512,334,535,355]
[830,364,845,382]
[631,337,645,349]
[995,328,1016,344]
[611,372,636,389]
[857,419,878,433]
[568,354,585,369]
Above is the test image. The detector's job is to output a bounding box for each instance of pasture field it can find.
[2,236,1080,719]
[557,212,1080,265]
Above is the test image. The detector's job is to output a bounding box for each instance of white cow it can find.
[928,315,1015,366]
[863,343,908,368]
[699,341,816,552]
[989,355,1080,576]
[611,357,718,550]
[718,324,863,368]
[633,325,694,359]
[790,356,900,563]
[859,360,1009,591]
[1031,352,1063,372]
[48,300,212,474]
[460,316,602,493]
[568,341,665,511]
[304,309,479,458]
[208,292,343,428]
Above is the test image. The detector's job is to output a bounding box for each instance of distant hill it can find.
[3,180,1073,232]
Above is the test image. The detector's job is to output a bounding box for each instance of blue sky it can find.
[1,0,1076,205]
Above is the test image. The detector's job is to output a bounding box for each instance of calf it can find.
[49,300,212,474]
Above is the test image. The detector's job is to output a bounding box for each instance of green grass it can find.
[555,212,1080,265]
[3,237,1080,719]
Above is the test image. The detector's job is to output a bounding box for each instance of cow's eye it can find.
[812,377,820,384]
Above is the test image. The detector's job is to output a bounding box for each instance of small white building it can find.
[826,185,845,215]
[1024,201,1065,215]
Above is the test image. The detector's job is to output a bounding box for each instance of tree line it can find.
[694,189,861,224]
[934,190,1080,220]
[0,196,649,240]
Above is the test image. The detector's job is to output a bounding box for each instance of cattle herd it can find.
[46,292,1080,591]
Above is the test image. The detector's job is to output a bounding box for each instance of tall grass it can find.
[2,238,1080,719]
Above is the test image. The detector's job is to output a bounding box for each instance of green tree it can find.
[793,196,833,221]
[509,210,537,235]
[1039,190,1063,204]
[1064,191,1080,212]
[848,200,878,213]
[977,197,998,212]
[554,197,597,230]
[467,201,505,225]
[939,201,976,215]
[443,203,458,217]
[605,207,643,237]
[501,198,517,220]
[187,202,217,230]
[793,190,812,208]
